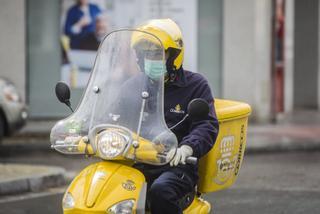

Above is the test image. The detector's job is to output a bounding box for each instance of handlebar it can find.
[186,156,197,165]
[157,153,198,165]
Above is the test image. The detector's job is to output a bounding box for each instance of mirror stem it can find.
[65,100,74,113]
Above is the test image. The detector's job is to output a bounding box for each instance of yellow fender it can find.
[183,196,211,214]
[63,161,146,213]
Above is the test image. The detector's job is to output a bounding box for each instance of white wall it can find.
[0,0,26,101]
[223,0,272,122]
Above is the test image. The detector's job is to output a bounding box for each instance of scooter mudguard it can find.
[63,161,146,214]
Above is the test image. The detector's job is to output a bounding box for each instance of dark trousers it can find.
[135,164,197,214]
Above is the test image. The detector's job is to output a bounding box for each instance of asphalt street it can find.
[0,142,320,214]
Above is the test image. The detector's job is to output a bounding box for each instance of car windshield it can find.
[51,30,178,165]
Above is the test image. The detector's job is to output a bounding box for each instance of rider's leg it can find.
[148,169,195,214]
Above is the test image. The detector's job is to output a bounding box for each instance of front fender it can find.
[63,161,146,213]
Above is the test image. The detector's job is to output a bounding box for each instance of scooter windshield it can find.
[51,30,178,165]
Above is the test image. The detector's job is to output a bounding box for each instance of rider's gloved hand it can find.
[168,145,193,167]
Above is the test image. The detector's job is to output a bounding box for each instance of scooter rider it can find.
[132,19,219,214]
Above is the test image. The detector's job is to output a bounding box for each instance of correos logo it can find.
[170,104,185,114]
[214,135,236,185]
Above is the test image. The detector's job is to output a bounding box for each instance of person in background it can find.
[64,0,101,49]
[78,15,108,50]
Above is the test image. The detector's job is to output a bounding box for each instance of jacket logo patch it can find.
[170,104,185,114]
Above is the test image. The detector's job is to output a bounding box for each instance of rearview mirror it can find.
[55,82,73,112]
[187,98,209,121]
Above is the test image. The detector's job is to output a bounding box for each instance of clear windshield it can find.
[50,30,178,165]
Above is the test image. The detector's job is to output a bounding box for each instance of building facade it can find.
[0,0,319,122]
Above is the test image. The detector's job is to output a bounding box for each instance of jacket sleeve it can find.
[179,79,219,158]
[64,7,78,37]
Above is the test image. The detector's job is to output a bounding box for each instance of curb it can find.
[0,164,66,196]
[246,136,320,154]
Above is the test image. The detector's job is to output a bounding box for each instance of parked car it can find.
[0,77,28,142]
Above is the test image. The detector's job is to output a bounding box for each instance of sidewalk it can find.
[0,120,65,196]
[247,110,320,153]
[248,123,320,153]
[0,164,66,196]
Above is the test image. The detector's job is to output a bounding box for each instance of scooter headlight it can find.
[62,192,75,209]
[97,130,129,159]
[107,199,135,214]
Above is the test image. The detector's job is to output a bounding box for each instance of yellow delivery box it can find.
[198,99,251,193]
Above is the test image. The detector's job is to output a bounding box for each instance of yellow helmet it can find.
[131,19,184,71]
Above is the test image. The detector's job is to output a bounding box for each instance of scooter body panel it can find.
[63,161,146,213]
[183,196,211,214]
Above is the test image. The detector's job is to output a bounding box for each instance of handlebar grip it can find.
[186,157,197,165]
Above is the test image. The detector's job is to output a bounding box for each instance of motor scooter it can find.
[51,29,251,213]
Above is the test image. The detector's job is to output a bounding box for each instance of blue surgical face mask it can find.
[144,58,166,80]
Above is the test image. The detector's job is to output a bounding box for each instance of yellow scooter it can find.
[51,29,251,213]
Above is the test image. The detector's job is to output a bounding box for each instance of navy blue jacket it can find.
[133,68,219,180]
[164,69,219,159]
